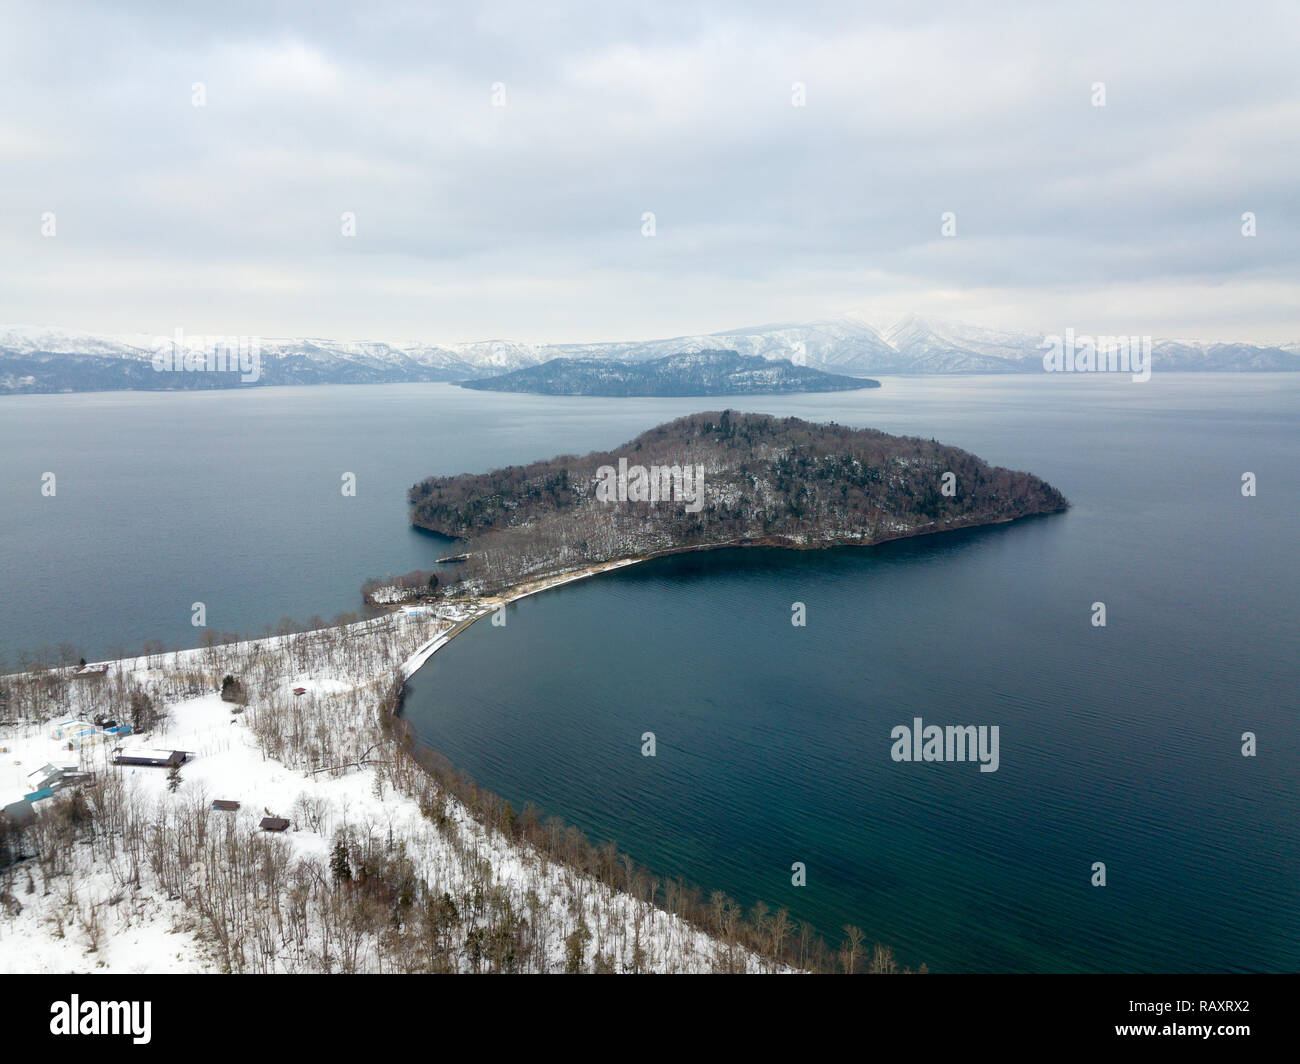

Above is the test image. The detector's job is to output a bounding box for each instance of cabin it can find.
[19,763,89,803]
[113,750,191,769]
[211,800,240,812]
[51,720,96,741]
[26,764,62,792]
[57,721,119,749]
[71,664,109,679]
[292,687,307,696]
[52,720,125,750]
[25,763,75,793]
[260,816,290,832]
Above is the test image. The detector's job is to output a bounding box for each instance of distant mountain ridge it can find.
[457,349,881,396]
[1,315,1296,394]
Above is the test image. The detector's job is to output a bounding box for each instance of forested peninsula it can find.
[408,412,1068,594]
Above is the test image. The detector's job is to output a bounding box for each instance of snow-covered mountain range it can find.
[1,316,1296,393]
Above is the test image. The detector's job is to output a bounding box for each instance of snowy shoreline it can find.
[0,576,785,973]
[398,556,646,679]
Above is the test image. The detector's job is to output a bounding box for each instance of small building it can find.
[25,763,66,792]
[51,720,97,741]
[260,816,290,832]
[211,800,240,812]
[19,764,91,805]
[292,687,307,696]
[51,720,110,751]
[71,664,109,679]
[113,750,191,769]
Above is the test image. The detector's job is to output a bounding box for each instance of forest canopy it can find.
[408,412,1068,593]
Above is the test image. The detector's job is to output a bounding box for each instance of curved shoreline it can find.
[398,555,646,678]
[391,520,1054,972]
[398,506,1065,679]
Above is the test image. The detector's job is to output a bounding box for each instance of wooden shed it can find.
[113,750,190,769]
[260,816,290,832]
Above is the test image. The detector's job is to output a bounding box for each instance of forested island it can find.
[409,412,1068,594]
[456,350,879,396]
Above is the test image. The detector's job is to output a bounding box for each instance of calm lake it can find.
[2,375,1296,971]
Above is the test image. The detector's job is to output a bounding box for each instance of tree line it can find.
[407,411,1069,596]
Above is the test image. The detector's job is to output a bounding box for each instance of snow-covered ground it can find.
[0,603,776,974]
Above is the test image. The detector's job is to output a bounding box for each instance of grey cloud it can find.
[1,0,1296,342]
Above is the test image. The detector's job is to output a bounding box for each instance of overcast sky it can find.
[2,0,1296,344]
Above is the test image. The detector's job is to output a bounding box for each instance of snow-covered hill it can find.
[882,315,1300,373]
[0,611,781,974]
[884,315,1048,372]
[540,318,905,375]
[459,348,881,396]
[0,325,158,359]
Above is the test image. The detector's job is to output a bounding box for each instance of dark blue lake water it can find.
[3,376,1296,970]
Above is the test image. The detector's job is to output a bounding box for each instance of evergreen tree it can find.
[564,917,590,974]
[330,842,352,883]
